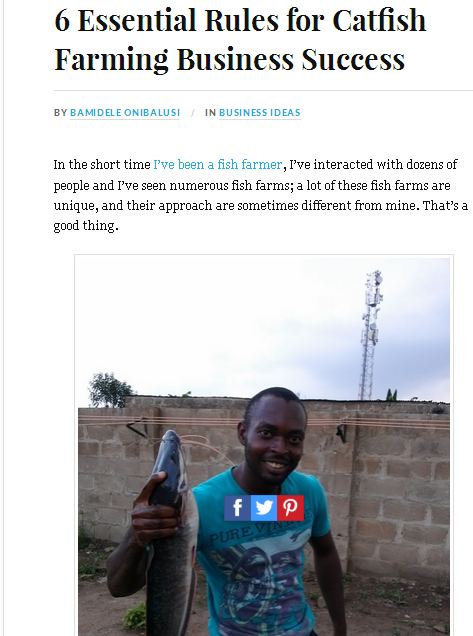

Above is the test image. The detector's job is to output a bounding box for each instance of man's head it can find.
[237,387,307,492]
[243,387,307,429]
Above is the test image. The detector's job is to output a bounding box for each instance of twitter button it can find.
[250,495,278,521]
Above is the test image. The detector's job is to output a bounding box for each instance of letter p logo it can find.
[283,499,297,516]
[277,495,304,521]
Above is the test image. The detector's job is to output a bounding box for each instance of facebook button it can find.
[224,495,251,521]
[250,495,278,521]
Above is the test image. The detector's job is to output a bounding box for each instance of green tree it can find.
[88,372,135,408]
[386,388,398,401]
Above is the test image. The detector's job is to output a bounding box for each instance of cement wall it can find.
[78,396,449,584]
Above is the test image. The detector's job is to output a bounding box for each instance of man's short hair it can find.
[243,387,307,427]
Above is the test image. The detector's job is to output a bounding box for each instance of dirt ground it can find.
[79,542,450,636]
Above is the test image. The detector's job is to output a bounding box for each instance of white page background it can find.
[4,2,468,633]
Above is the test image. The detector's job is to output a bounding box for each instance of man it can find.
[107,387,347,636]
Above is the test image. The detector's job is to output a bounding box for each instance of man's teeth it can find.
[266,461,285,468]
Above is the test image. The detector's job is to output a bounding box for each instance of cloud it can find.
[75,256,450,405]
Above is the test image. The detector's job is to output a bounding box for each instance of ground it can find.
[79,542,450,636]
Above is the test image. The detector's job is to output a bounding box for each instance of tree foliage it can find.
[88,372,135,408]
[386,388,398,401]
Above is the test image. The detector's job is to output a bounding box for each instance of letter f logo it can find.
[233,498,242,516]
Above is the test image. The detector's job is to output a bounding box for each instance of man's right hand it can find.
[107,471,180,596]
[131,471,181,547]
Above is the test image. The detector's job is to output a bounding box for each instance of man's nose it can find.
[270,436,287,453]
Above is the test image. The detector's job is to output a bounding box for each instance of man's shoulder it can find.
[288,472,330,534]
[285,471,325,495]
[192,467,234,496]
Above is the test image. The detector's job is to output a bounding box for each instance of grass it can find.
[78,529,90,551]
[378,586,408,606]
[392,627,401,636]
[78,554,107,578]
[392,589,408,606]
[123,603,146,630]
[78,510,96,550]
[358,589,368,600]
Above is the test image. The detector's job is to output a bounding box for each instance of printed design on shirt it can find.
[208,513,314,549]
[207,527,313,636]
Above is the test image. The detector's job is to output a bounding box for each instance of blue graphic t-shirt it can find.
[192,469,330,636]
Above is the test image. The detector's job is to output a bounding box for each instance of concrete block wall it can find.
[79,406,162,542]
[351,425,450,583]
[78,397,449,583]
[79,399,248,543]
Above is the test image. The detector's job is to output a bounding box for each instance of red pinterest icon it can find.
[277,495,304,521]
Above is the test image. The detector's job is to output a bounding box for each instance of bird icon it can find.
[256,500,273,515]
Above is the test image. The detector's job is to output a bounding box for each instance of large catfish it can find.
[146,430,199,636]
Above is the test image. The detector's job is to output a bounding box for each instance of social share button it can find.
[277,495,304,521]
[224,495,251,520]
[250,495,278,521]
[224,495,304,521]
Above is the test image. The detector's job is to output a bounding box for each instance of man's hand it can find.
[106,471,180,596]
[131,471,181,547]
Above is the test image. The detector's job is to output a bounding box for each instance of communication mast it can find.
[358,271,383,400]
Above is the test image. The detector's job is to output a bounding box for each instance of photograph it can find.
[76,255,450,636]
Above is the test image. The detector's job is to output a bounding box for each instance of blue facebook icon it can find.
[224,495,251,521]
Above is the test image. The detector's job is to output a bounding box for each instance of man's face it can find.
[238,395,306,488]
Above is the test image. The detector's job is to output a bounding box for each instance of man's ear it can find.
[237,420,247,446]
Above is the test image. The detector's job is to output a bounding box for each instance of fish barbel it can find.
[146,430,199,636]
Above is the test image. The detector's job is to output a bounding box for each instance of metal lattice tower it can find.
[358,271,383,400]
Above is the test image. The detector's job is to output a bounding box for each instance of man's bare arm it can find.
[310,531,347,636]
[106,527,149,597]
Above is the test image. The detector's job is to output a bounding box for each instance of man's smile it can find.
[263,459,291,471]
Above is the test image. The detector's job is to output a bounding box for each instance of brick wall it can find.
[351,425,449,582]
[78,397,449,584]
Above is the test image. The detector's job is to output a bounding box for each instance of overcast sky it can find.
[75,255,450,406]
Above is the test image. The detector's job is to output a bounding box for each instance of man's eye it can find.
[290,436,302,444]
[259,430,272,437]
